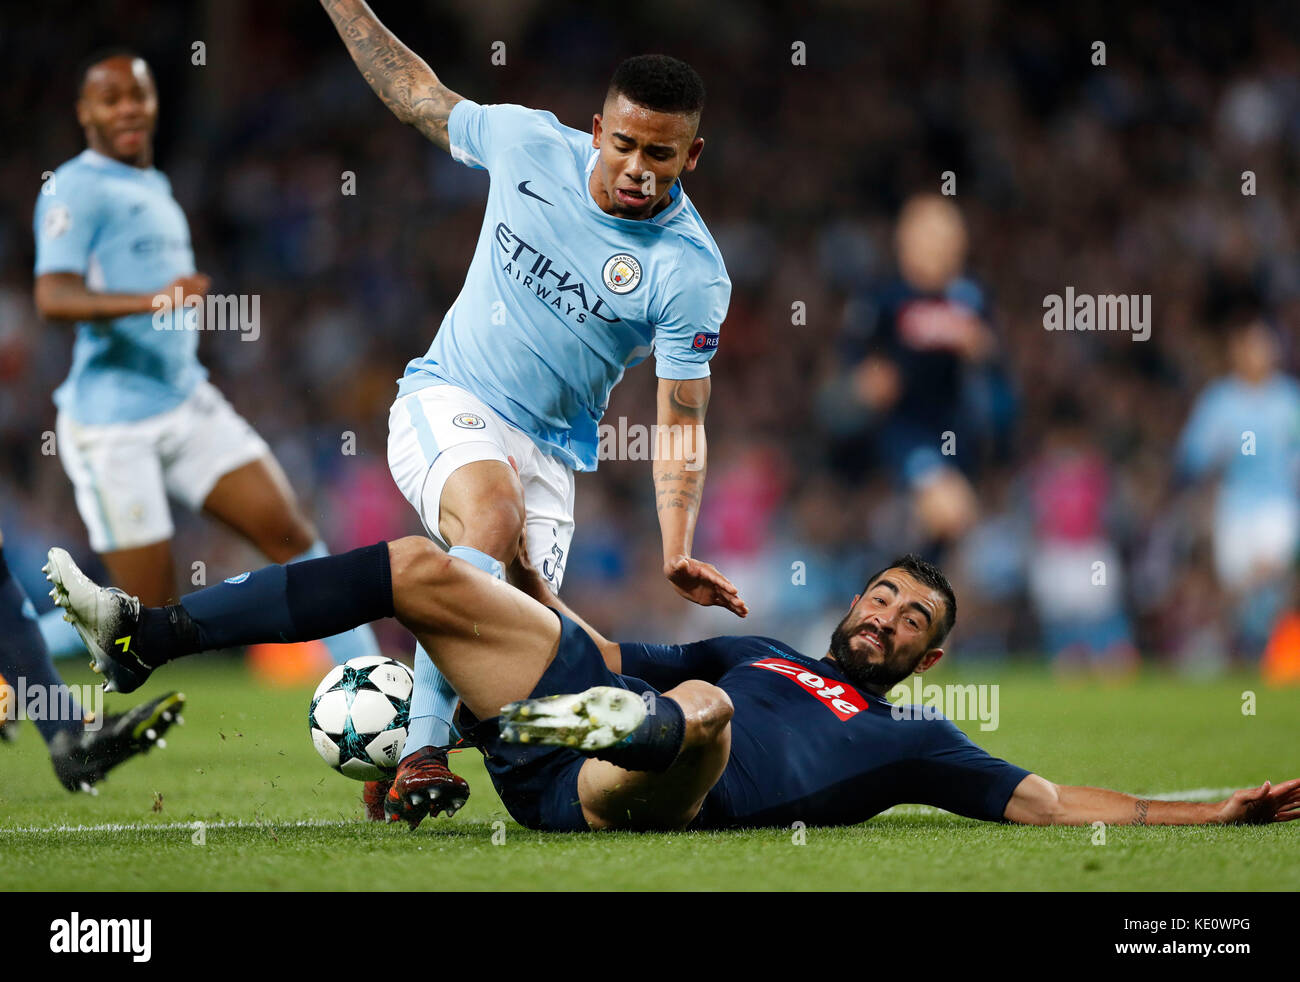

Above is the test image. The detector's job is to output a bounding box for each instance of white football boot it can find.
[499,685,647,750]
[44,547,151,694]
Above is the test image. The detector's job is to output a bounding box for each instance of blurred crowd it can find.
[4,0,1300,673]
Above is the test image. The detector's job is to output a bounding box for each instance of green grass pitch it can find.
[2,657,1297,891]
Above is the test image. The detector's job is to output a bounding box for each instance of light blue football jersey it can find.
[399,100,731,471]
[34,149,204,424]
[1177,374,1300,512]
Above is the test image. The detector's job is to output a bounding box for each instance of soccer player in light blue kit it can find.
[32,51,379,667]
[1177,315,1300,657]
[320,0,748,827]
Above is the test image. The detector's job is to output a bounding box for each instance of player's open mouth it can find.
[857,628,886,654]
[616,187,649,206]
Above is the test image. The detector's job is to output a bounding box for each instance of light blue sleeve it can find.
[1177,385,1226,480]
[1286,380,1300,448]
[652,245,730,381]
[447,99,548,172]
[33,169,101,276]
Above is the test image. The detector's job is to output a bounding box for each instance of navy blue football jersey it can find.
[619,635,1030,829]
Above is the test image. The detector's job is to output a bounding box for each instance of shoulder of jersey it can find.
[37,155,99,209]
[670,222,731,289]
[48,153,98,185]
[484,102,588,152]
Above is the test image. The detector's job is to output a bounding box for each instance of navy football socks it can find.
[592,695,686,772]
[137,543,394,666]
[0,549,83,742]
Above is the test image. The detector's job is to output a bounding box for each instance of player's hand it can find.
[1213,778,1300,824]
[954,313,995,362]
[664,555,748,617]
[851,357,901,412]
[162,273,211,305]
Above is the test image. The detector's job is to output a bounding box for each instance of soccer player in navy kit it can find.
[318,0,745,827]
[47,541,1300,831]
[0,523,182,791]
[31,52,380,668]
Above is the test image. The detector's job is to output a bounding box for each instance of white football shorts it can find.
[56,380,270,552]
[387,383,575,591]
[1213,499,1300,591]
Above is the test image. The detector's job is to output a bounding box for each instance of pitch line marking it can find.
[0,818,355,835]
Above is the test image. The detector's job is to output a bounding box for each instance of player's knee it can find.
[669,680,733,746]
[389,536,456,592]
[697,685,734,743]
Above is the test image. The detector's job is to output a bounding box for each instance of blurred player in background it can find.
[1025,394,1138,677]
[320,0,744,826]
[1176,313,1300,660]
[0,524,182,790]
[830,194,1009,557]
[31,52,380,667]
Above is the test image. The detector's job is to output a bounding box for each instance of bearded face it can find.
[826,570,947,693]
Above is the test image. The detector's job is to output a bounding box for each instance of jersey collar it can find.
[583,149,687,227]
[818,655,893,704]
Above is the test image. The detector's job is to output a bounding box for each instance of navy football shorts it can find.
[459,611,655,832]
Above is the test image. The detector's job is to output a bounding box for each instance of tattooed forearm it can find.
[320,0,463,150]
[655,466,703,507]
[1133,799,1150,826]
[654,376,710,549]
[655,485,702,512]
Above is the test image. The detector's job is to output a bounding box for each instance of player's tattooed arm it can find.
[319,0,464,152]
[653,376,710,526]
[1002,774,1300,825]
[653,378,747,617]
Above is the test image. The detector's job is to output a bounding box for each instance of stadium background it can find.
[3,0,1300,671]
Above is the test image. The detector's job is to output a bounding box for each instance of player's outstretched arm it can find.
[1003,773,1300,826]
[34,272,209,322]
[319,0,464,152]
[654,377,747,618]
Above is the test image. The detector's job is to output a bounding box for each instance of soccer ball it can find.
[308,655,413,781]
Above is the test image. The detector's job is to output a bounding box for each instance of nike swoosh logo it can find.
[517,180,553,206]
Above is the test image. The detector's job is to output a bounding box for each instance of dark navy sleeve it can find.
[911,717,1032,822]
[618,636,761,690]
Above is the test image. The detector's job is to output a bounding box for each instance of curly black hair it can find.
[606,54,705,116]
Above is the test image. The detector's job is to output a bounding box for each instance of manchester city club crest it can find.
[453,412,486,429]
[602,253,642,294]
